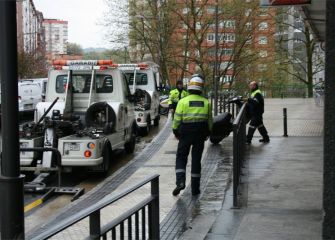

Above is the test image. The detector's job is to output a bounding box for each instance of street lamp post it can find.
[0,1,25,239]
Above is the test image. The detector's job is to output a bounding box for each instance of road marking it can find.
[24,198,43,213]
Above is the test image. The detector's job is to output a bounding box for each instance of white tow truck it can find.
[19,60,136,174]
[116,63,161,136]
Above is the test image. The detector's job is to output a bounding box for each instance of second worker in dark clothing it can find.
[246,81,270,144]
[172,75,213,196]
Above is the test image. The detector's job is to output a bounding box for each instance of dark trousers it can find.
[247,115,269,142]
[175,132,205,191]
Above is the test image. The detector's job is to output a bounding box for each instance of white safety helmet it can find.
[187,75,204,92]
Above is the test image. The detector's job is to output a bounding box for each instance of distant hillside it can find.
[83,48,108,53]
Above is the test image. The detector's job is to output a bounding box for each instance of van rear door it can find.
[18,83,42,111]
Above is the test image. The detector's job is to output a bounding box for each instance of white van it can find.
[18,81,42,112]
[20,78,48,101]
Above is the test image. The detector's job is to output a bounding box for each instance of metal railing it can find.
[30,174,160,240]
[232,103,247,208]
[211,92,239,117]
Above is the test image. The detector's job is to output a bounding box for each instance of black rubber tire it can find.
[85,102,116,130]
[153,115,160,126]
[139,116,151,136]
[101,142,112,175]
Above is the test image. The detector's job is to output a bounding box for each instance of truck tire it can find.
[86,102,116,131]
[139,116,151,136]
[134,89,151,110]
[101,141,112,175]
[125,123,136,154]
[153,115,160,126]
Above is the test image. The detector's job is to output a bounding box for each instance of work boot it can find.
[172,183,185,196]
[258,126,270,143]
[191,177,200,196]
[259,138,270,143]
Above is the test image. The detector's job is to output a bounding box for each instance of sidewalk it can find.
[188,98,323,240]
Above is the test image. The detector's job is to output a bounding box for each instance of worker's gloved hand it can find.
[173,129,180,140]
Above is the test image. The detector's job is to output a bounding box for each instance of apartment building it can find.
[16,0,45,54]
[43,19,68,59]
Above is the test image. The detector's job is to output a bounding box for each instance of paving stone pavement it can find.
[25,98,323,240]
[202,98,323,240]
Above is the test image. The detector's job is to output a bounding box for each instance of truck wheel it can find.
[139,116,151,136]
[153,115,160,126]
[101,142,112,174]
[125,127,136,154]
[139,126,149,136]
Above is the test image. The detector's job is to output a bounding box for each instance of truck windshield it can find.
[125,72,148,86]
[56,74,113,93]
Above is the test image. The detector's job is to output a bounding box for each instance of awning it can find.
[298,0,326,42]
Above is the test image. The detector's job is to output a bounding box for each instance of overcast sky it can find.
[34,0,109,49]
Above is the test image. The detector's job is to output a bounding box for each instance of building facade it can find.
[128,0,277,90]
[16,0,45,54]
[43,19,68,60]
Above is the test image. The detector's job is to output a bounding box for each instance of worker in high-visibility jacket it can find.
[172,75,213,196]
[246,81,270,144]
[168,80,188,117]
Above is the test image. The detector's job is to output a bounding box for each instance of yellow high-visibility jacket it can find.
[168,88,188,105]
[172,94,213,132]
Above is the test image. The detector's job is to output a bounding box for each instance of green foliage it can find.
[67,42,83,55]
[83,49,129,63]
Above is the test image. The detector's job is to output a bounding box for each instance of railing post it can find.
[149,176,160,239]
[283,108,288,137]
[89,211,101,240]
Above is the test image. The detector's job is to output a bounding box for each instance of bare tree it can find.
[17,49,48,79]
[275,7,325,97]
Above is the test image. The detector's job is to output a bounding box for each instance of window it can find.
[222,48,233,55]
[220,20,235,28]
[259,8,268,16]
[246,22,252,30]
[258,22,268,30]
[182,8,189,14]
[207,33,215,42]
[207,6,215,14]
[56,74,113,93]
[196,22,201,30]
[220,33,235,42]
[220,75,232,83]
[258,36,268,44]
[125,72,148,86]
[220,62,233,70]
[259,50,268,58]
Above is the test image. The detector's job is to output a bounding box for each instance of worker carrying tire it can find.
[168,80,188,118]
[246,81,270,144]
[172,75,213,196]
